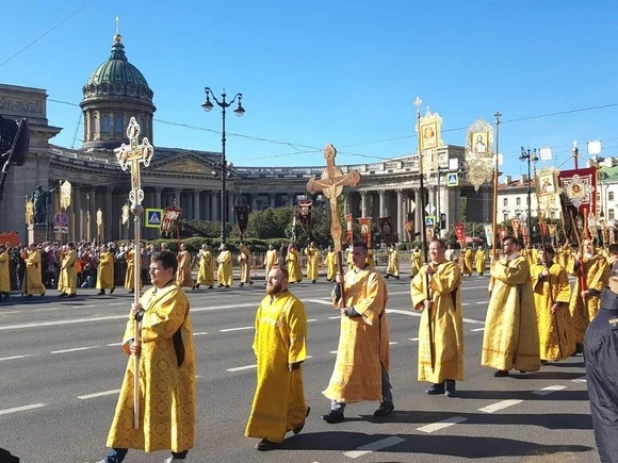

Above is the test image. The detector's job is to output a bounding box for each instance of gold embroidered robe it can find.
[567,253,609,343]
[462,249,473,275]
[475,249,486,275]
[411,251,423,277]
[97,251,115,290]
[176,250,194,288]
[323,267,390,403]
[264,249,279,276]
[61,249,78,295]
[245,291,308,443]
[239,246,252,284]
[197,250,214,286]
[481,255,541,372]
[0,250,10,293]
[217,250,233,286]
[107,284,196,452]
[324,251,338,281]
[530,262,574,360]
[304,247,320,281]
[24,249,45,295]
[386,249,399,277]
[286,248,303,283]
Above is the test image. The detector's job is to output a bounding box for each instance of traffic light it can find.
[0,115,30,167]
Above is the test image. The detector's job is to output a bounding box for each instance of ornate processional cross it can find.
[307,144,360,252]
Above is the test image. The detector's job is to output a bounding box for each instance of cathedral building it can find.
[0,32,492,244]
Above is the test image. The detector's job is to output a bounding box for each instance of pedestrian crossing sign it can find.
[145,208,163,229]
[447,172,459,187]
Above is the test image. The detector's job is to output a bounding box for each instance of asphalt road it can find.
[0,271,597,463]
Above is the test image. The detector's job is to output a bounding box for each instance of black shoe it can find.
[128,290,134,294]
[225,285,230,288]
[58,293,67,297]
[256,438,282,451]
[218,284,224,288]
[239,283,244,287]
[385,274,390,279]
[322,410,344,424]
[426,382,445,395]
[312,280,316,284]
[249,281,254,286]
[97,291,105,296]
[373,403,394,417]
[293,406,311,435]
[444,380,456,397]
[67,294,76,299]
[195,284,200,290]
[494,370,509,378]
[208,286,213,289]
[110,287,115,294]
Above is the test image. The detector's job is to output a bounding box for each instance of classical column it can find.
[155,187,162,209]
[104,185,113,243]
[288,193,295,207]
[360,191,368,217]
[174,188,181,208]
[269,193,276,209]
[193,190,201,220]
[211,191,219,222]
[71,183,81,242]
[396,189,403,242]
[251,193,258,212]
[378,190,386,218]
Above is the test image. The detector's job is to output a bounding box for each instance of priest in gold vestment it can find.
[475,247,487,276]
[304,241,320,283]
[385,245,399,279]
[411,239,463,397]
[239,243,253,287]
[0,243,11,300]
[196,244,214,289]
[99,251,195,463]
[97,244,115,295]
[217,244,233,288]
[530,245,574,361]
[481,236,540,376]
[567,240,609,353]
[245,267,309,451]
[60,242,78,298]
[124,246,142,293]
[324,245,338,282]
[411,248,423,277]
[264,244,279,283]
[176,243,194,290]
[323,241,393,423]
[23,244,45,297]
[462,247,473,276]
[286,244,303,284]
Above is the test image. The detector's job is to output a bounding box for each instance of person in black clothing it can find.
[584,274,618,463]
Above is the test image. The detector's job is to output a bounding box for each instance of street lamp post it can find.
[202,87,245,244]
[519,147,538,241]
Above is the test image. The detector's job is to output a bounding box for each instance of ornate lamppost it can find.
[520,147,538,240]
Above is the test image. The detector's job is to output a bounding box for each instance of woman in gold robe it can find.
[530,245,574,361]
[23,244,45,297]
[176,244,194,290]
[217,244,233,288]
[324,245,337,282]
[286,244,303,284]
[196,244,214,289]
[96,245,115,295]
[411,239,463,397]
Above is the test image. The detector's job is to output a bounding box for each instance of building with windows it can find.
[0,32,493,244]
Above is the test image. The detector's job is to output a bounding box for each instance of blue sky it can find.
[2,0,618,176]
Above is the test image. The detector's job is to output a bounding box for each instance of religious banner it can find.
[484,224,493,248]
[464,117,495,191]
[548,225,557,238]
[416,103,445,174]
[379,216,394,247]
[96,209,103,242]
[540,221,549,240]
[558,167,597,240]
[358,217,372,247]
[521,225,530,247]
[60,180,72,210]
[160,203,183,237]
[454,222,466,248]
[298,199,313,234]
[121,203,130,227]
[600,220,609,247]
[345,213,353,244]
[426,226,435,240]
[235,205,250,239]
[511,218,521,239]
[25,197,34,226]
[405,212,415,242]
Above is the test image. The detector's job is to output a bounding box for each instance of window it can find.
[114,116,124,133]
[610,209,615,220]
[550,211,556,219]
[91,114,98,134]
[101,115,110,133]
[503,198,508,206]
[609,191,615,201]
[503,213,508,222]
[516,197,521,206]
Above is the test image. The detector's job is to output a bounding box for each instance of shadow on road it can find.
[456,389,588,401]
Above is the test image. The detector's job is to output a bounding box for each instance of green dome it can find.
[86,35,149,88]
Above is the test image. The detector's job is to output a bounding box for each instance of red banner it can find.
[454,223,466,248]
[161,203,182,237]
[358,217,372,248]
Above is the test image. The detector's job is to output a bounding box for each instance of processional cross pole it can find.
[307,144,360,300]
[114,116,154,430]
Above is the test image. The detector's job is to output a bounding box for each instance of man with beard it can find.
[245,266,309,451]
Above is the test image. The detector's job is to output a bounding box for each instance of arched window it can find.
[102,115,110,133]
[114,116,124,133]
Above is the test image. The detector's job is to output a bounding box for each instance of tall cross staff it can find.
[114,116,154,430]
[307,144,360,300]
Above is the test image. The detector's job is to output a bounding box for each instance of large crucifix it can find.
[307,144,360,297]
[114,116,154,430]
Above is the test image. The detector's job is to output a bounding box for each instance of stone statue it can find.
[31,185,48,225]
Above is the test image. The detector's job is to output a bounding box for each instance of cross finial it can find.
[115,15,120,35]
[414,96,422,116]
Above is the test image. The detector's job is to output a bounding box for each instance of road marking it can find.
[77,389,121,400]
[329,350,338,354]
[307,319,317,323]
[0,310,20,314]
[409,337,419,341]
[389,341,398,345]
[470,327,485,332]
[386,309,420,317]
[193,331,208,336]
[307,299,333,306]
[227,364,256,372]
[343,436,406,459]
[475,301,488,305]
[461,303,470,306]
[0,354,34,362]
[572,376,587,383]
[534,385,566,396]
[50,345,101,354]
[328,316,341,319]
[462,318,485,325]
[219,326,253,333]
[0,403,45,415]
[479,399,523,413]
[107,342,123,347]
[417,416,467,433]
